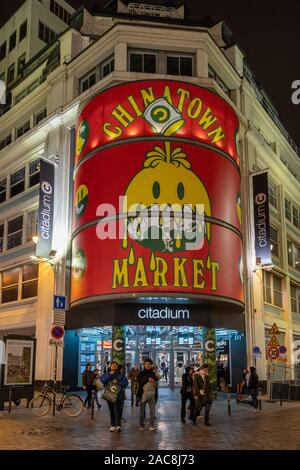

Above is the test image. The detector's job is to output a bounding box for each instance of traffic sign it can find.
[53,295,66,310]
[51,326,65,340]
[268,347,279,360]
[52,310,66,326]
[269,323,279,335]
[267,335,280,347]
[253,346,261,354]
[279,345,287,355]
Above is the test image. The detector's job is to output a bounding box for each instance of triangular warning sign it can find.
[268,335,280,347]
[269,323,279,335]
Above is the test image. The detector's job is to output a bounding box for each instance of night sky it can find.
[1,0,299,147]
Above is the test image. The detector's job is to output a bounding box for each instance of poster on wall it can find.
[4,338,34,386]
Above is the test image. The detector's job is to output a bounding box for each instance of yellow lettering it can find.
[176,88,190,112]
[112,105,134,127]
[103,122,122,138]
[133,258,149,287]
[128,95,143,117]
[199,107,217,130]
[140,87,155,107]
[193,259,205,289]
[173,257,188,287]
[163,85,173,105]
[207,126,226,144]
[112,259,129,288]
[211,261,220,290]
[187,97,203,119]
[153,257,168,287]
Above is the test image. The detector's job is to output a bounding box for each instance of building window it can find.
[167,55,193,76]
[29,159,40,187]
[7,63,15,84]
[7,215,23,249]
[16,121,30,138]
[50,0,71,25]
[270,226,279,258]
[10,167,25,197]
[34,108,47,125]
[295,244,300,272]
[268,181,277,209]
[0,42,6,61]
[79,69,97,93]
[1,268,19,303]
[0,178,6,204]
[21,263,38,299]
[0,223,4,252]
[293,206,299,229]
[39,21,56,44]
[0,134,12,150]
[263,271,283,307]
[208,65,230,95]
[27,209,38,242]
[291,285,300,315]
[129,51,157,73]
[19,20,27,42]
[285,199,292,221]
[287,240,293,266]
[273,275,283,307]
[101,56,114,78]
[18,53,26,74]
[9,31,17,52]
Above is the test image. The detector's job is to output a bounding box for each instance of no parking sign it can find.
[51,326,65,340]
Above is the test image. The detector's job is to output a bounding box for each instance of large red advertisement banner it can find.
[71,80,243,309]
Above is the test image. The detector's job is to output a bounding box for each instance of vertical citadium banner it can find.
[112,325,126,366]
[203,327,217,399]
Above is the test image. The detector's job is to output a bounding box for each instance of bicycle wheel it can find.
[62,395,84,417]
[30,395,52,416]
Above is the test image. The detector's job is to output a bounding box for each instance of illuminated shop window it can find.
[22,263,38,299]
[1,268,19,303]
[0,263,38,303]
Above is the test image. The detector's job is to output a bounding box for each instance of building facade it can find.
[0,1,299,389]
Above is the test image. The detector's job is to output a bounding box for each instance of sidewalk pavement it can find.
[0,389,300,450]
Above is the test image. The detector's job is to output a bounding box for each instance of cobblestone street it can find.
[1,390,300,450]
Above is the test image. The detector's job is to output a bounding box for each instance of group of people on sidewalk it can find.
[82,359,260,432]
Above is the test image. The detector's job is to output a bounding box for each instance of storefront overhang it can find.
[66,297,245,330]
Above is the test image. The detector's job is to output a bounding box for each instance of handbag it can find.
[102,381,119,403]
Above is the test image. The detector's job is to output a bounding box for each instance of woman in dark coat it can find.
[180,366,195,423]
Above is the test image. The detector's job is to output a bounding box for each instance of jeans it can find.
[250,389,258,409]
[193,399,211,424]
[107,400,122,427]
[181,393,194,421]
[84,385,93,407]
[140,397,155,428]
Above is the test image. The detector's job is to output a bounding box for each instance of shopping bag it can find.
[102,382,119,403]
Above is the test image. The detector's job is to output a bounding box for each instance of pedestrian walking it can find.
[137,358,158,431]
[93,368,102,409]
[193,363,212,426]
[82,363,95,409]
[160,359,168,382]
[101,361,128,432]
[128,364,140,406]
[180,366,195,423]
[248,366,259,412]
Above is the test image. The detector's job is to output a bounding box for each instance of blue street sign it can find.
[53,295,66,310]
[253,346,261,355]
[279,346,287,355]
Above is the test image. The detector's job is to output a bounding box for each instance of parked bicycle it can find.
[30,382,84,417]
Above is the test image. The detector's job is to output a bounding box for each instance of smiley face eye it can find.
[177,182,185,200]
[152,181,160,199]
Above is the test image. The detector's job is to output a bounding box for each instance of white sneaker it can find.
[116,426,122,432]
[253,409,258,413]
[149,427,156,431]
[109,426,117,432]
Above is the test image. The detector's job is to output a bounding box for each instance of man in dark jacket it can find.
[248,366,259,412]
[180,366,194,423]
[193,363,212,426]
[101,361,128,432]
[82,363,95,409]
[136,358,158,431]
